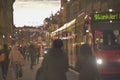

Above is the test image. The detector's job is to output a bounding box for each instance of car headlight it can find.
[96,58,103,65]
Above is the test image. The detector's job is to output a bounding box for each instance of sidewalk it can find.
[66,68,80,80]
[6,57,79,80]
[6,57,43,80]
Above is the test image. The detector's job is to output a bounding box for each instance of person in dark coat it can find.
[0,50,3,80]
[75,44,100,80]
[35,46,40,64]
[36,39,69,80]
[29,44,36,69]
[1,44,10,80]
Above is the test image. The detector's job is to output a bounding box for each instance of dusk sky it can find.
[13,0,60,27]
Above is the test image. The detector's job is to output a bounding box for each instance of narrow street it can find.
[6,57,80,80]
[5,57,120,80]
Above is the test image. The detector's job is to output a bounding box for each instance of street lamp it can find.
[61,7,64,10]
[3,35,5,38]
[10,35,12,39]
[67,0,70,2]
[2,34,5,44]
[109,9,113,12]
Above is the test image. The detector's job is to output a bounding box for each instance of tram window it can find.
[113,30,120,44]
[103,31,116,45]
[95,31,103,50]
[94,30,120,50]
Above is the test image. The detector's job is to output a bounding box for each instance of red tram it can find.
[51,11,120,75]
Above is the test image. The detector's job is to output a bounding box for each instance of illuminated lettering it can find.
[94,14,118,20]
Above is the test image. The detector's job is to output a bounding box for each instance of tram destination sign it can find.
[91,12,120,21]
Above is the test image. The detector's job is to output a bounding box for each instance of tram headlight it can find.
[96,58,103,65]
[44,50,47,54]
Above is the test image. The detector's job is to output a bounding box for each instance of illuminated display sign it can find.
[91,12,120,21]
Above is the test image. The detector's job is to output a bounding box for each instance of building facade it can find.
[0,0,15,47]
[44,0,120,47]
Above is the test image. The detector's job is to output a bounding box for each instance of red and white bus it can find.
[51,11,120,75]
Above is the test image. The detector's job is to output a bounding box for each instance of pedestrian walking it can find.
[0,65,3,80]
[0,50,4,80]
[9,42,24,80]
[75,44,100,80]
[29,44,36,69]
[36,39,69,80]
[19,45,26,60]
[35,45,40,64]
[1,44,10,80]
[25,47,30,61]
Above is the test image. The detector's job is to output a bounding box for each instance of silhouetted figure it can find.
[1,44,10,80]
[19,46,26,59]
[75,44,100,80]
[36,39,69,80]
[25,48,30,61]
[0,66,2,80]
[29,44,36,69]
[35,46,40,64]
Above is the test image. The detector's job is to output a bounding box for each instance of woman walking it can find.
[36,39,69,80]
[75,44,100,80]
[9,42,24,80]
[1,44,10,80]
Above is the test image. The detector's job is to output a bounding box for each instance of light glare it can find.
[97,58,103,64]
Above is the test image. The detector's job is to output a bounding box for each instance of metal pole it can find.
[66,23,68,53]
